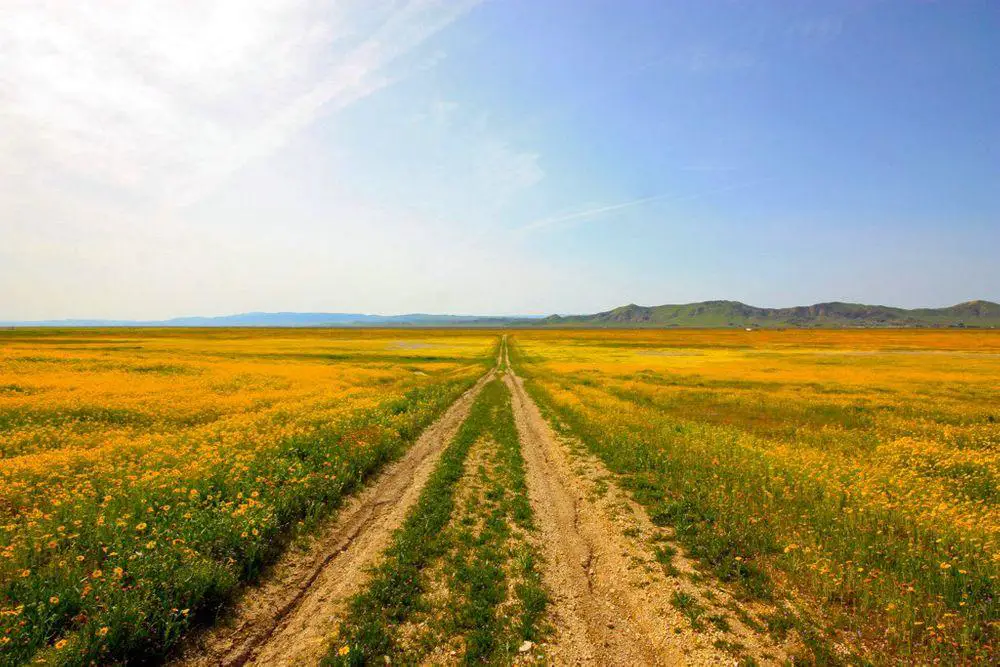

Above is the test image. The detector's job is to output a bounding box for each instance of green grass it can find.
[441,376,545,664]
[670,591,706,631]
[508,336,998,664]
[653,542,680,577]
[324,377,547,665]
[1,376,484,667]
[323,380,498,665]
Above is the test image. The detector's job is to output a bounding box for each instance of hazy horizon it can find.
[4,297,998,325]
[2,1,997,321]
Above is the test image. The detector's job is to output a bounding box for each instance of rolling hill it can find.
[4,301,998,329]
[540,300,1000,328]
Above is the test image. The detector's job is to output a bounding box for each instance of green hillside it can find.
[541,300,1000,328]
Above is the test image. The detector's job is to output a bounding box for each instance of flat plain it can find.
[0,329,494,665]
[511,329,999,664]
[1,328,997,665]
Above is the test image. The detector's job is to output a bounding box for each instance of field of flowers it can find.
[510,329,999,663]
[0,329,496,665]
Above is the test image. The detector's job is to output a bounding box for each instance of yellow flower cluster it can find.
[0,328,495,663]
[512,328,999,663]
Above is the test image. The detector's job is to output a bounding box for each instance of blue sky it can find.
[1,0,997,319]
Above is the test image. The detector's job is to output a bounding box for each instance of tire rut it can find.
[173,368,496,667]
[504,349,772,665]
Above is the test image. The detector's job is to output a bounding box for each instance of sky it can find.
[1,0,997,320]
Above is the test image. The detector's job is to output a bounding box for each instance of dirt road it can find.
[174,369,496,667]
[502,343,787,665]
[177,335,791,666]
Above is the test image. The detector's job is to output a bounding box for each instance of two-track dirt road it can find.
[175,369,496,667]
[178,337,789,665]
[502,342,786,665]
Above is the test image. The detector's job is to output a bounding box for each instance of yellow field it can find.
[3,327,998,664]
[510,329,999,662]
[0,329,496,664]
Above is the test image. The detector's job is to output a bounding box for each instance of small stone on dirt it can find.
[519,640,534,653]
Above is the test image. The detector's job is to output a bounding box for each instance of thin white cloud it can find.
[0,0,480,206]
[635,45,757,77]
[682,47,756,73]
[517,180,770,234]
[517,192,678,233]
[788,17,844,44]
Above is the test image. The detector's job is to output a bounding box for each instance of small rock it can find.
[518,640,534,653]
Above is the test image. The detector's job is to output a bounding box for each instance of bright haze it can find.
[1,1,997,321]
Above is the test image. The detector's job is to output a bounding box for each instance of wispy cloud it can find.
[680,47,757,73]
[636,45,757,77]
[679,164,739,173]
[788,17,844,44]
[517,193,678,233]
[516,180,770,234]
[0,0,480,206]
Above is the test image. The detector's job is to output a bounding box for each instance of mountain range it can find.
[0,312,522,328]
[3,300,998,329]
[540,300,1000,328]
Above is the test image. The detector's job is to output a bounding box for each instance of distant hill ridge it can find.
[543,299,1000,328]
[0,312,520,328]
[3,300,998,328]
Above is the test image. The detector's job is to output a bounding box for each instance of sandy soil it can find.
[503,346,792,665]
[173,369,495,667]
